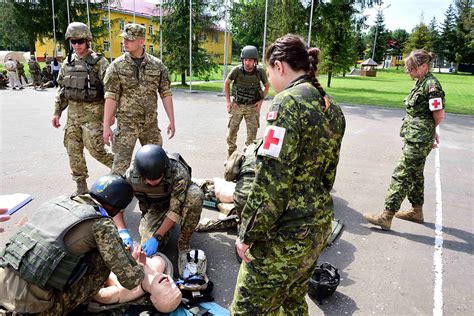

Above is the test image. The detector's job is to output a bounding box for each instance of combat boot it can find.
[74,179,89,196]
[363,210,394,230]
[394,205,424,223]
[178,231,193,252]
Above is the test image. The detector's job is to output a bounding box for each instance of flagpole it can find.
[66,0,70,24]
[160,0,163,60]
[52,0,57,58]
[108,0,112,62]
[262,0,268,64]
[133,0,136,23]
[307,0,314,46]
[86,0,90,29]
[221,0,228,95]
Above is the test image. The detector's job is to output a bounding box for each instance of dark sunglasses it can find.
[70,39,86,45]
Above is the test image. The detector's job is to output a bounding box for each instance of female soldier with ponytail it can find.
[363,49,445,230]
[231,34,346,315]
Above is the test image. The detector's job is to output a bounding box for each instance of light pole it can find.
[371,4,391,61]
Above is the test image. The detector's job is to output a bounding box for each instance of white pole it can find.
[189,0,193,91]
[133,0,136,23]
[262,0,268,64]
[86,0,90,30]
[108,0,112,62]
[66,0,70,24]
[52,0,57,57]
[160,0,163,60]
[222,0,228,94]
[307,0,314,47]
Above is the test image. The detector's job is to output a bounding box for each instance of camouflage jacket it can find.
[104,52,172,122]
[126,157,191,224]
[400,72,445,143]
[239,76,345,245]
[53,50,109,125]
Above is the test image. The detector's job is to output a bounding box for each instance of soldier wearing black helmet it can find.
[0,175,145,314]
[51,22,114,196]
[113,144,204,258]
[224,45,270,158]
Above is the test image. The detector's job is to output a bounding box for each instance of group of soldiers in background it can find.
[1,56,56,90]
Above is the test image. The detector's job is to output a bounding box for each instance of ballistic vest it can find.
[28,61,40,74]
[0,196,103,290]
[231,66,264,105]
[130,153,192,211]
[62,52,104,102]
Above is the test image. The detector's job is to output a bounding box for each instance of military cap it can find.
[120,23,146,40]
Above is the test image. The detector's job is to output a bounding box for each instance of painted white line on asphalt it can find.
[433,126,444,316]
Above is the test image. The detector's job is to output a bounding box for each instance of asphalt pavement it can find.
[0,87,472,315]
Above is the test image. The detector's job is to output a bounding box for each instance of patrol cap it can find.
[121,23,146,40]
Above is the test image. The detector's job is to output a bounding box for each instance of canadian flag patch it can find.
[429,97,443,111]
[266,111,278,121]
[258,126,286,159]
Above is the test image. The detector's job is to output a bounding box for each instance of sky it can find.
[362,0,453,33]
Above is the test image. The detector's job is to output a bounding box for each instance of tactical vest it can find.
[232,66,264,105]
[1,196,104,291]
[130,153,192,211]
[62,52,104,102]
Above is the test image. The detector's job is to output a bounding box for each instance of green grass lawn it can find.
[174,67,473,115]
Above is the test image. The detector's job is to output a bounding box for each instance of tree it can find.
[267,0,307,43]
[428,17,443,70]
[0,1,29,51]
[404,23,432,53]
[453,0,474,68]
[365,9,389,63]
[156,0,219,85]
[440,4,458,65]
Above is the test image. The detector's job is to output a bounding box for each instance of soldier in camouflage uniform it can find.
[113,144,203,257]
[103,23,176,175]
[231,34,346,315]
[0,175,144,315]
[224,45,270,158]
[16,60,28,85]
[52,22,114,195]
[363,49,445,230]
[28,55,43,89]
[0,70,8,89]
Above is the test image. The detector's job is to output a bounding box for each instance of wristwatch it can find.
[153,233,163,242]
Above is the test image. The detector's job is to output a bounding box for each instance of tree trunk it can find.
[327,71,332,88]
[181,71,186,85]
[28,38,36,56]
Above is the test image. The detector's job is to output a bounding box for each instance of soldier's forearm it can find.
[104,98,117,126]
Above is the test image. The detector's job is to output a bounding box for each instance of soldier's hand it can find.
[226,101,232,113]
[118,229,134,251]
[51,115,61,128]
[433,132,440,149]
[256,100,263,114]
[132,245,147,265]
[235,238,252,263]
[167,122,175,140]
[103,126,113,146]
[0,208,11,233]
[142,236,159,257]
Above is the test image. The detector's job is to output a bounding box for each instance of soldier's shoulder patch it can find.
[266,104,280,121]
[257,125,286,159]
[428,85,439,93]
[429,97,443,111]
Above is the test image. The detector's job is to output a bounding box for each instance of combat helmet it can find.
[134,144,170,180]
[240,45,259,60]
[308,262,340,304]
[65,22,92,40]
[90,175,133,213]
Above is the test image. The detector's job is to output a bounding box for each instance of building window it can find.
[149,45,154,53]
[119,20,125,30]
[212,34,218,43]
[149,25,154,35]
[102,17,109,27]
[104,41,110,52]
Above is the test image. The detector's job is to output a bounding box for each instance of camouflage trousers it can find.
[31,72,42,87]
[231,224,331,315]
[384,141,433,212]
[139,183,204,251]
[18,71,28,85]
[227,103,259,157]
[7,71,21,88]
[64,121,114,182]
[112,116,163,176]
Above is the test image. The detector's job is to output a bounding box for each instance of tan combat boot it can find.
[394,205,424,223]
[74,179,88,196]
[363,210,394,230]
[178,231,193,252]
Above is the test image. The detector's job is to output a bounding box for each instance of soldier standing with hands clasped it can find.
[224,45,269,158]
[51,22,114,195]
[103,23,176,176]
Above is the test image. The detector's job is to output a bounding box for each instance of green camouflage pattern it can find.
[28,60,42,87]
[232,75,345,314]
[104,52,172,175]
[229,65,267,105]
[131,159,203,251]
[226,103,260,157]
[54,51,113,182]
[16,62,28,84]
[400,72,445,143]
[384,141,434,212]
[66,22,92,40]
[120,23,146,40]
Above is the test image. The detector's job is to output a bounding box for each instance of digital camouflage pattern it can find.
[65,22,92,40]
[120,23,146,40]
[231,75,345,315]
[0,196,144,314]
[384,72,445,212]
[127,158,204,251]
[54,51,113,182]
[104,51,172,175]
[28,60,43,87]
[227,103,259,157]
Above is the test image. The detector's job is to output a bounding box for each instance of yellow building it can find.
[35,1,232,64]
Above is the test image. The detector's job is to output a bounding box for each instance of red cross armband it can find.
[429,98,443,111]
[258,126,286,159]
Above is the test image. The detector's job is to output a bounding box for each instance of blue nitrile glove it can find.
[142,236,160,257]
[118,229,133,251]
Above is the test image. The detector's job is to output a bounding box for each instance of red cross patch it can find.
[258,126,286,158]
[429,97,443,111]
[266,111,278,121]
